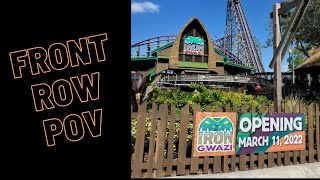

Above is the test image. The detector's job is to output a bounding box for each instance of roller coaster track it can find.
[224,0,265,73]
[131,35,244,65]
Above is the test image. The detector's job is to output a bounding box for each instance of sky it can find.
[131,0,291,72]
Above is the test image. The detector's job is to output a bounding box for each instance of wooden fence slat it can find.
[267,102,275,168]
[155,104,169,177]
[222,103,231,173]
[299,103,306,164]
[165,105,177,177]
[284,150,291,166]
[292,104,299,165]
[202,105,212,174]
[258,154,264,169]
[212,105,222,174]
[239,104,247,171]
[308,103,315,163]
[316,104,320,162]
[276,101,284,167]
[146,103,158,178]
[177,104,190,175]
[249,154,255,170]
[284,101,291,166]
[293,151,298,165]
[277,152,282,166]
[132,102,147,178]
[275,100,284,167]
[222,156,228,173]
[213,156,222,174]
[190,104,201,174]
[249,105,256,170]
[230,104,237,172]
[258,103,266,169]
[223,104,231,173]
[225,103,231,112]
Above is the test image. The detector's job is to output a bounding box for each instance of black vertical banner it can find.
[1,1,130,177]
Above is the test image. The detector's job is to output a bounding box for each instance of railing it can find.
[131,67,157,80]
[159,74,253,84]
[131,35,246,66]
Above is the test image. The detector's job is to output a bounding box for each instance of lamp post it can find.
[289,49,295,84]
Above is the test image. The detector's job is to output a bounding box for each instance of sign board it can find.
[183,36,204,55]
[236,112,306,154]
[193,112,237,156]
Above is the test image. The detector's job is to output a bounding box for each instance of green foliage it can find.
[148,85,269,113]
[287,48,305,69]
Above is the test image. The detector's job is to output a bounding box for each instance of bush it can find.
[147,85,269,113]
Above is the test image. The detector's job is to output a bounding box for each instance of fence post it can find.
[267,101,276,168]
[284,101,291,166]
[239,104,248,171]
[292,104,299,165]
[177,104,190,175]
[258,103,266,169]
[155,104,168,177]
[308,103,315,163]
[131,102,147,178]
[299,103,306,164]
[146,103,158,178]
[222,103,231,173]
[190,104,201,174]
[165,105,177,176]
[212,105,223,174]
[316,104,320,162]
[202,105,212,174]
[230,104,238,172]
[249,105,256,170]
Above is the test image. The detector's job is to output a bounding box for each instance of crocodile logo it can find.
[184,36,204,45]
[183,36,204,55]
[199,116,233,132]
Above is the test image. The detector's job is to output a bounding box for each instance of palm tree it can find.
[131,73,150,111]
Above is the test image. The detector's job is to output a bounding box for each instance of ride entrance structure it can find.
[131,0,268,94]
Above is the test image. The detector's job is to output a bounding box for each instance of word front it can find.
[9,33,107,79]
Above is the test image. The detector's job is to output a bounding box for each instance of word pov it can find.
[9,33,108,147]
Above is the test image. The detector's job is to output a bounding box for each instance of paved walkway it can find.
[165,162,320,178]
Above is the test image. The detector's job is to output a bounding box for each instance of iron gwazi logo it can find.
[183,36,204,55]
[197,116,234,152]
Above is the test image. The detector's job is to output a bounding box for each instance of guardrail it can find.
[159,74,253,83]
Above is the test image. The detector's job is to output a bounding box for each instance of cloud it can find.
[281,64,289,72]
[131,1,160,14]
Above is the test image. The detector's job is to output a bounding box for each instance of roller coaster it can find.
[131,0,265,72]
[131,0,272,96]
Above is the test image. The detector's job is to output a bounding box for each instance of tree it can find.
[287,48,305,70]
[293,0,320,57]
[264,0,320,59]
